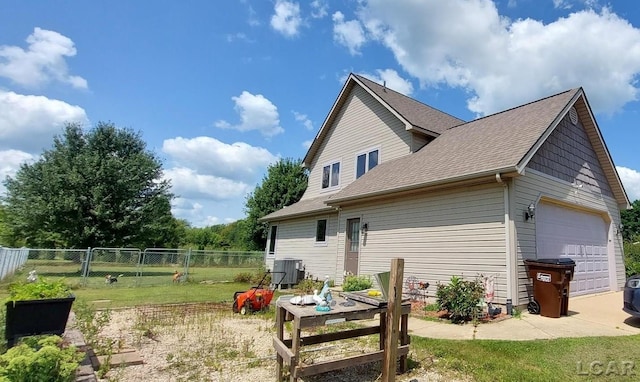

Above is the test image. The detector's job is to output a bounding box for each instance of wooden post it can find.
[382,258,404,382]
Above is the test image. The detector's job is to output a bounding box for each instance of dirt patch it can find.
[92,303,465,382]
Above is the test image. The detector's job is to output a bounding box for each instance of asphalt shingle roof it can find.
[260,195,335,221]
[328,88,579,203]
[354,74,465,135]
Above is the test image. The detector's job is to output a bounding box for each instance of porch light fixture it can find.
[524,203,536,221]
[616,223,624,236]
[361,223,369,233]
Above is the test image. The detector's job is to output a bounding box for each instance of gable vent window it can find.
[356,149,379,179]
[569,107,578,125]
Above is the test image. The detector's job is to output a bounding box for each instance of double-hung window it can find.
[322,161,340,189]
[356,149,379,179]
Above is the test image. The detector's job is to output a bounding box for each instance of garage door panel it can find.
[536,203,610,296]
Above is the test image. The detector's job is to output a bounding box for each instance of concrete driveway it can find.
[408,291,640,340]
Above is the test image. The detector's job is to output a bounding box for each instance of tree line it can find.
[0,123,307,252]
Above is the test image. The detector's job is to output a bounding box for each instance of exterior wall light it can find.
[524,203,536,221]
[361,223,369,233]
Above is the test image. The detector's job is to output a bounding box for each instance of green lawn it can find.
[410,328,640,381]
[18,259,259,288]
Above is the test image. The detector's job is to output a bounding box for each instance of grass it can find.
[410,334,640,381]
[20,259,259,288]
[0,265,274,309]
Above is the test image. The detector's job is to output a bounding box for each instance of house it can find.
[261,73,630,307]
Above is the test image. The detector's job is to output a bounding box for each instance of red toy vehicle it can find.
[232,270,286,315]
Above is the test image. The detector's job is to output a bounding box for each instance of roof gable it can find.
[302,73,464,167]
[328,88,580,204]
[328,88,629,208]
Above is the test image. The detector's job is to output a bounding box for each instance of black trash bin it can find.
[524,258,575,318]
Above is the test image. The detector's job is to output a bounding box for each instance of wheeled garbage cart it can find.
[524,258,576,318]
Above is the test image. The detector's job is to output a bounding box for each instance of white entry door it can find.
[535,202,610,296]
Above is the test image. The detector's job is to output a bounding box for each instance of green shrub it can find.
[436,275,484,324]
[233,272,253,283]
[7,278,73,302]
[250,269,271,286]
[295,278,323,294]
[0,335,84,382]
[342,275,373,292]
[624,241,640,277]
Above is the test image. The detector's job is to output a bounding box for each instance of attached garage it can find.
[535,202,612,296]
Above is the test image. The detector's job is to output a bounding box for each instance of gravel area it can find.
[93,303,466,382]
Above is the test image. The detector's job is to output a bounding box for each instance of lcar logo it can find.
[576,361,636,376]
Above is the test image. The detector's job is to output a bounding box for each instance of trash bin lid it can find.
[525,258,576,266]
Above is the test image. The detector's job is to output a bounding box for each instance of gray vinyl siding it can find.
[265,214,339,282]
[302,85,412,200]
[513,170,624,305]
[528,113,613,197]
[335,184,508,303]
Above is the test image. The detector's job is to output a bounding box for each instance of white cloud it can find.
[359,1,640,115]
[332,11,366,55]
[359,69,414,96]
[164,167,251,201]
[0,149,36,196]
[293,111,313,130]
[0,27,87,89]
[553,0,572,9]
[271,0,302,37]
[215,91,284,137]
[618,166,640,202]
[162,136,278,182]
[0,90,89,152]
[311,0,329,18]
[170,198,228,228]
[302,140,313,149]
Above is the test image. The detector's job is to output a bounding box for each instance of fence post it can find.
[185,248,192,278]
[81,247,91,286]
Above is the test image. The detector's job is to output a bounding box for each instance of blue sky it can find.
[1,0,639,227]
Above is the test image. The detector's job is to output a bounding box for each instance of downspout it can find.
[497,173,516,306]
[335,206,342,285]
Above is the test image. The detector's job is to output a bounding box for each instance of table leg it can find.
[290,317,301,382]
[276,305,285,381]
[379,312,386,350]
[400,313,409,373]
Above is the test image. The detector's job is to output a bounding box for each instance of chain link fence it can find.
[9,247,265,288]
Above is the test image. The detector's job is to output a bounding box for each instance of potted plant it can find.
[5,275,75,347]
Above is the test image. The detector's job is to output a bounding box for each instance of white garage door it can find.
[536,202,610,296]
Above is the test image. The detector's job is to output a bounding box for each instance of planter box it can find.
[5,296,75,347]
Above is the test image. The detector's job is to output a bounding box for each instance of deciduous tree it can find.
[3,122,177,248]
[621,200,640,242]
[244,158,307,250]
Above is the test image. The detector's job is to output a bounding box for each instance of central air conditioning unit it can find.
[273,259,304,288]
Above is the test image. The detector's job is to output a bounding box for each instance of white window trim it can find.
[266,225,277,259]
[354,146,380,180]
[314,219,328,247]
[320,159,341,192]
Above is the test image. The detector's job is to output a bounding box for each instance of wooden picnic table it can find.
[273,296,411,381]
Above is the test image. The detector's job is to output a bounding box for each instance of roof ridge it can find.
[353,73,465,126]
[446,88,580,131]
